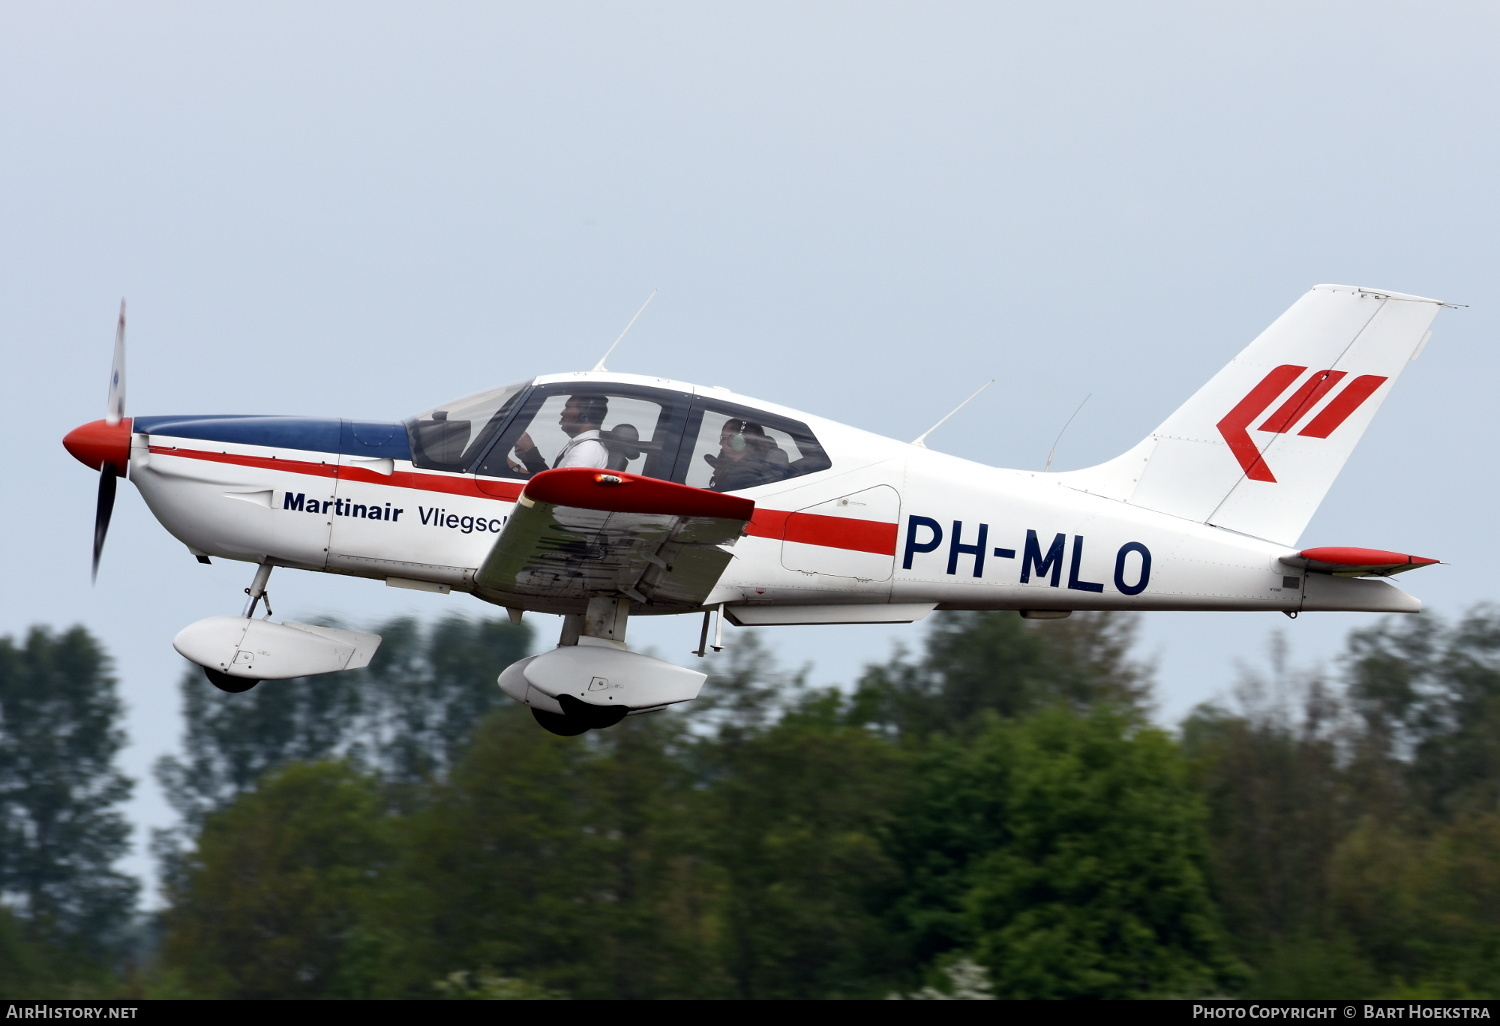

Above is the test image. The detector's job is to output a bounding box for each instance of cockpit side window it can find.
[405,381,531,473]
[677,400,831,492]
[472,383,691,480]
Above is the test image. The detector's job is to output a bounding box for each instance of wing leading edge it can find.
[474,468,754,611]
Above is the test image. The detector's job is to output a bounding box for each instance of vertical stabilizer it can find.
[1058,285,1444,545]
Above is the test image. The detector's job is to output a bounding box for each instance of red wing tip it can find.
[523,467,755,520]
[1297,547,1439,567]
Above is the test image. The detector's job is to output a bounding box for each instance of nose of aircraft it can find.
[63,418,132,473]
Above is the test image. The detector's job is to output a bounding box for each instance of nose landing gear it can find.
[204,667,259,694]
[175,561,383,694]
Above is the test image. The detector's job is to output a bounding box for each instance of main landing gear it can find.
[498,596,709,736]
[532,695,630,736]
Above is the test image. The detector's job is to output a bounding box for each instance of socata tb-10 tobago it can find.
[65,285,1447,735]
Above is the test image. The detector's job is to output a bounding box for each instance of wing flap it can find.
[475,469,753,608]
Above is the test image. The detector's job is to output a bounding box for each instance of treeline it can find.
[4,607,1500,998]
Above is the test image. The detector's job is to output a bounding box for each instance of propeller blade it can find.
[92,467,117,583]
[106,299,126,425]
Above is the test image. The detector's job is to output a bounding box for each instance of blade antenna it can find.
[1044,393,1091,472]
[911,379,994,448]
[592,289,658,372]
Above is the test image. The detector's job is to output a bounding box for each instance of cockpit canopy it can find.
[405,378,831,491]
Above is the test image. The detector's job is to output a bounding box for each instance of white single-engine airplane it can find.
[66,285,1447,734]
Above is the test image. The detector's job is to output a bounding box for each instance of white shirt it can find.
[553,429,610,469]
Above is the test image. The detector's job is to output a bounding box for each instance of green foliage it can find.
[851,610,1151,737]
[375,705,711,999]
[155,614,533,828]
[152,612,532,895]
[128,603,1500,999]
[0,626,136,960]
[888,957,996,1000]
[700,695,909,998]
[1183,615,1500,999]
[160,761,391,998]
[888,707,1239,998]
[432,969,563,999]
[1346,606,1500,818]
[0,906,48,997]
[1181,658,1349,954]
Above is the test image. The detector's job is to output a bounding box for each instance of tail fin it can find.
[1059,285,1445,545]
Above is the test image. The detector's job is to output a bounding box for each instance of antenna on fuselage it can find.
[911,379,994,448]
[592,289,659,372]
[1043,393,1091,472]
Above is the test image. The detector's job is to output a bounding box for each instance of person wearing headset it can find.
[705,419,779,491]
[512,395,611,474]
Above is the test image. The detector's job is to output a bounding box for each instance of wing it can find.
[474,468,754,610]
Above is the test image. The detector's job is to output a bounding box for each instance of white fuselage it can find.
[124,372,1416,620]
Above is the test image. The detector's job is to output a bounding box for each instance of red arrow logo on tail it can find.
[1216,366,1389,483]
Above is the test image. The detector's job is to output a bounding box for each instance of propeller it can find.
[63,301,135,581]
[107,298,125,425]
[92,300,127,581]
[93,462,116,582]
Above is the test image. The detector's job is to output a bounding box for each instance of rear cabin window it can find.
[679,401,830,492]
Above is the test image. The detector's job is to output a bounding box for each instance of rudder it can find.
[1058,285,1444,545]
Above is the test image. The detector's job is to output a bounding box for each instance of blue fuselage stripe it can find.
[132,415,413,460]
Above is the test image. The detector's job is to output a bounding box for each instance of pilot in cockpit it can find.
[511,394,611,474]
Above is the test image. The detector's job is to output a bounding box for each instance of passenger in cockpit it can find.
[512,395,611,474]
[706,419,783,491]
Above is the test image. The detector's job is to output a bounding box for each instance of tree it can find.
[851,611,1151,738]
[155,613,532,831]
[0,906,48,998]
[0,626,136,958]
[380,706,698,998]
[888,707,1239,998]
[1181,644,1351,956]
[376,635,906,1000]
[1346,606,1500,819]
[698,694,909,998]
[160,761,391,998]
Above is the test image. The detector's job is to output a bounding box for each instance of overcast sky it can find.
[4,2,1497,899]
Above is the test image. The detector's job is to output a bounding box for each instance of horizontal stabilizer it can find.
[1283,546,1439,578]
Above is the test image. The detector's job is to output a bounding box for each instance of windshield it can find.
[405,380,531,472]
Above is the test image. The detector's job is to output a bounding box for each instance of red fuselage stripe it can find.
[147,445,895,555]
[147,445,524,500]
[747,509,898,556]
